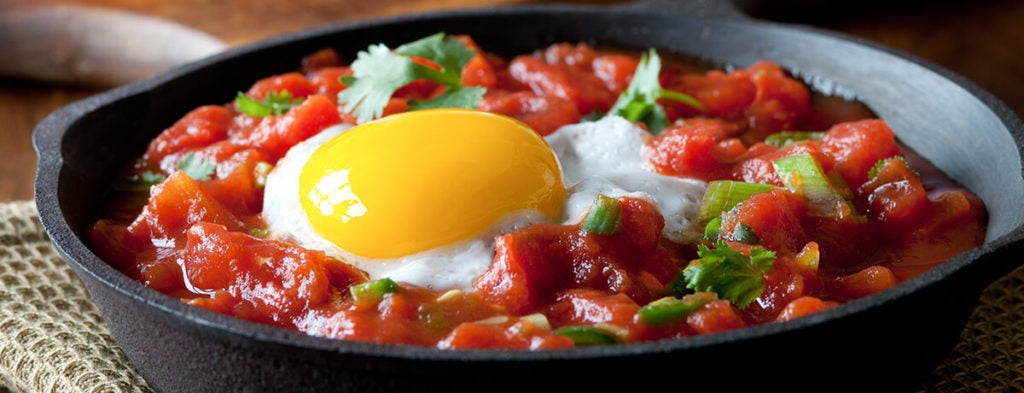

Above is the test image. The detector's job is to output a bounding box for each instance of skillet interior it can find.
[33,3,1024,392]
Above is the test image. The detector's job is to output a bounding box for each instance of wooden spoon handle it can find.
[0,4,226,88]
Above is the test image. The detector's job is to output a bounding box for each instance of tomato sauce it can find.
[88,35,987,349]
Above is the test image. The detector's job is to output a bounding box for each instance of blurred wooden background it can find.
[1,0,1022,202]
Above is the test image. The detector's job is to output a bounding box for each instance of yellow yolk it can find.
[298,109,566,259]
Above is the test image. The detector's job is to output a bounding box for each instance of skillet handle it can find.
[620,0,750,19]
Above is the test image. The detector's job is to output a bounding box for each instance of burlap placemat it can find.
[1,199,1021,392]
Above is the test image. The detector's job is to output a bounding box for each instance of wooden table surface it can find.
[1,0,1022,202]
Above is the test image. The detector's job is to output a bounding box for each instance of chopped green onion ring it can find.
[763,131,824,147]
[638,293,717,326]
[582,194,621,235]
[553,326,620,346]
[697,181,776,224]
[350,278,401,303]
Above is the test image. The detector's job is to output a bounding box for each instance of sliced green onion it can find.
[697,181,776,224]
[248,228,271,238]
[520,313,552,331]
[582,194,621,235]
[350,278,400,304]
[763,131,824,147]
[772,153,853,218]
[659,89,705,112]
[703,216,723,242]
[637,293,717,326]
[436,289,465,303]
[553,326,620,346]
[730,223,760,245]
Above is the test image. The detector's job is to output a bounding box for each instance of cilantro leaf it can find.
[682,241,775,309]
[339,44,421,123]
[607,48,704,134]
[338,33,482,124]
[236,91,304,117]
[130,170,167,186]
[395,33,476,87]
[407,87,486,111]
[176,153,216,181]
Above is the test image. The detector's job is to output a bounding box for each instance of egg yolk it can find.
[299,109,566,259]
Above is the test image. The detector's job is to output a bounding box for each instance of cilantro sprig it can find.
[127,170,167,187]
[338,32,486,123]
[607,48,704,134]
[235,90,305,117]
[176,153,216,181]
[682,240,775,309]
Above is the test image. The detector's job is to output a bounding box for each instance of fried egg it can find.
[262,109,706,291]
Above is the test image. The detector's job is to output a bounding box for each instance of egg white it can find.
[262,115,706,291]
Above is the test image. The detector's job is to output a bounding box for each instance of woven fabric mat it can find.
[1,200,1022,393]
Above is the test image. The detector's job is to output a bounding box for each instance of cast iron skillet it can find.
[32,1,1024,392]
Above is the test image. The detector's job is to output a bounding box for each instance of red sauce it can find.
[88,36,987,349]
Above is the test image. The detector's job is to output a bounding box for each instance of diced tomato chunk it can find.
[507,55,617,116]
[732,141,826,185]
[308,67,353,99]
[246,72,317,99]
[144,105,232,167]
[478,90,581,135]
[721,189,808,255]
[592,53,639,94]
[182,222,367,327]
[856,157,929,233]
[742,61,811,143]
[231,94,342,162]
[545,289,640,328]
[686,300,746,335]
[201,149,271,215]
[127,171,244,242]
[883,189,987,279]
[819,119,902,190]
[644,117,741,181]
[665,69,755,120]
[474,224,571,314]
[439,319,574,350]
[776,296,835,321]
[826,265,898,301]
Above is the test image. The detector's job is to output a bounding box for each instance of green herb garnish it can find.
[338,32,486,123]
[176,153,216,181]
[581,194,621,235]
[772,153,856,218]
[697,180,776,224]
[607,48,704,134]
[553,326,621,346]
[637,292,717,326]
[763,131,824,147]
[683,241,775,309]
[129,170,167,186]
[350,278,401,304]
[235,90,305,117]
